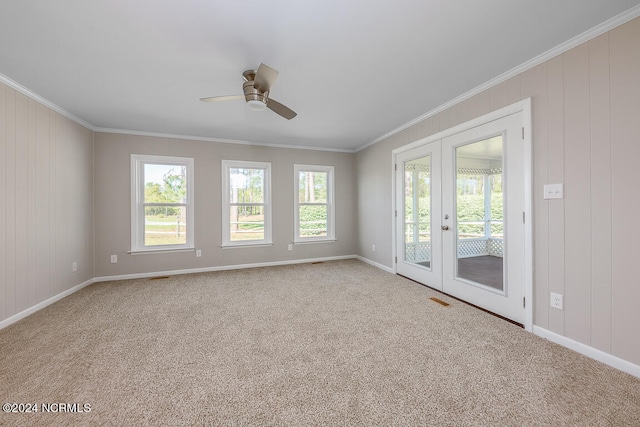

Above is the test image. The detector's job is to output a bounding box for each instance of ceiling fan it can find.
[200,63,297,120]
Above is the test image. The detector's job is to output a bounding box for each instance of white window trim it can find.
[221,160,272,247]
[130,154,195,253]
[294,164,335,243]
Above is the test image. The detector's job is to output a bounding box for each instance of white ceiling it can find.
[1,1,639,152]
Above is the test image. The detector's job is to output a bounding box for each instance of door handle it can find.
[441,225,449,230]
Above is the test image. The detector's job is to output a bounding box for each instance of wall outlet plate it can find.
[72,262,78,272]
[195,249,202,257]
[110,255,117,264]
[550,292,563,310]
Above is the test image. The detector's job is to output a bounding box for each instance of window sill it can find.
[221,242,274,249]
[128,247,195,255]
[293,238,337,245]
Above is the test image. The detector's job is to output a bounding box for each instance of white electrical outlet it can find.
[372,244,376,252]
[195,249,202,257]
[288,244,293,251]
[550,292,563,310]
[72,262,78,272]
[110,255,117,264]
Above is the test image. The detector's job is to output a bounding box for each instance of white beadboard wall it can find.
[356,16,640,366]
[0,83,94,322]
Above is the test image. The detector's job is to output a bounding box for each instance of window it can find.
[294,164,335,242]
[222,160,272,247]
[131,154,194,252]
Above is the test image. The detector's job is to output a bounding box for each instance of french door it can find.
[395,142,442,289]
[396,111,526,324]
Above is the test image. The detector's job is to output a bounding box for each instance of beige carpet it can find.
[1,259,638,426]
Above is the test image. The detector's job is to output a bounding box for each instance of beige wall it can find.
[94,133,356,277]
[0,82,94,322]
[356,17,640,365]
[2,14,637,370]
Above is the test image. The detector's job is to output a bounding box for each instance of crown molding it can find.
[93,127,355,153]
[0,72,353,152]
[0,74,354,153]
[358,4,640,152]
[0,73,95,131]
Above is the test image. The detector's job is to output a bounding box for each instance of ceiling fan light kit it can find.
[200,63,297,120]
[247,99,267,111]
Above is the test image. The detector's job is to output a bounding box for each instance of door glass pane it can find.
[455,136,504,291]
[403,155,431,269]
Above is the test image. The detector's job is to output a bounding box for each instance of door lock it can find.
[441,225,449,230]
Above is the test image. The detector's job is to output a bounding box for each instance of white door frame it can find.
[391,98,533,331]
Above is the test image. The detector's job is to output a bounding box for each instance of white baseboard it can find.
[93,254,357,282]
[533,326,640,379]
[0,278,96,330]
[1,255,358,330]
[4,259,638,380]
[358,256,640,379]
[355,255,395,274]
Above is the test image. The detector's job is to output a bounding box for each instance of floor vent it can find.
[429,297,450,307]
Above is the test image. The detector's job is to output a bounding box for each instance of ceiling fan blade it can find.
[254,63,279,93]
[200,95,243,102]
[267,98,297,120]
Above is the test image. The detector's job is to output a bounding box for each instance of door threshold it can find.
[397,273,524,328]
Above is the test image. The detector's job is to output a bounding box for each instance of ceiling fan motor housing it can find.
[242,70,268,108]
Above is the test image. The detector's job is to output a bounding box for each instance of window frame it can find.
[130,154,195,253]
[294,164,335,243]
[221,160,272,247]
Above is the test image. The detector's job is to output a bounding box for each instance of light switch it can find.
[544,184,563,199]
